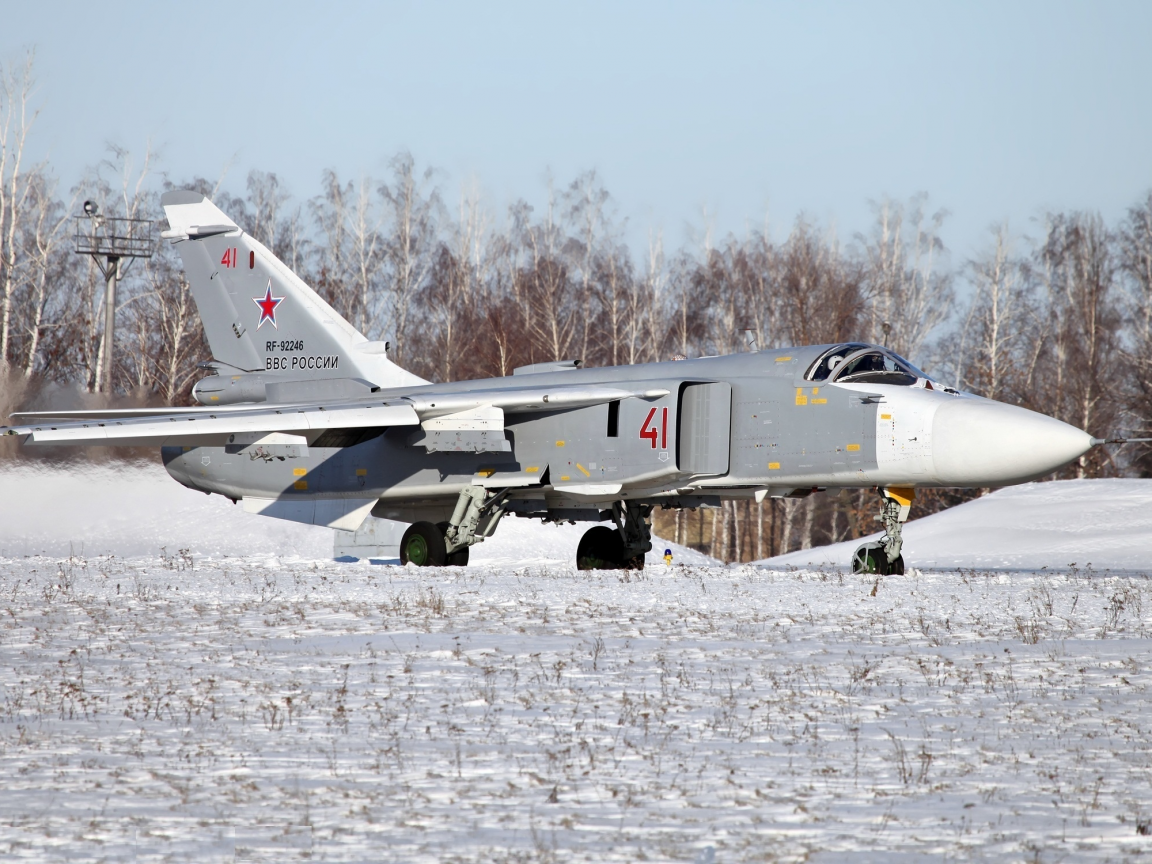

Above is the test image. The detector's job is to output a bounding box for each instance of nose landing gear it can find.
[852,487,914,575]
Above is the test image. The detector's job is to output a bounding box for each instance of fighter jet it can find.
[0,191,1111,572]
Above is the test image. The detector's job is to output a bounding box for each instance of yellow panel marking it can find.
[847,444,860,452]
[881,413,892,420]
[555,440,565,447]
[210,395,219,401]
[885,486,916,507]
[356,468,368,476]
[293,467,307,476]
[768,462,780,470]
[794,388,808,406]
[577,463,590,476]
[812,387,819,395]
[526,466,539,473]
[476,468,495,477]
[183,446,193,452]
[560,475,571,481]
[811,398,827,404]
[294,480,308,490]
[775,356,792,362]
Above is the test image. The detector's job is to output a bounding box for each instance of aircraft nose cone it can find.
[932,399,1093,486]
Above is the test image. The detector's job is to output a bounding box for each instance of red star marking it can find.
[253,282,284,330]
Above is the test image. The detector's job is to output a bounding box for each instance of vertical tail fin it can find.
[160,190,426,389]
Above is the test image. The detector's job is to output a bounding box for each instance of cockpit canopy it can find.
[806,343,932,387]
[806,343,872,381]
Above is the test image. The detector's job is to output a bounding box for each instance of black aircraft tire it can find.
[852,544,889,576]
[436,522,470,567]
[889,554,905,575]
[400,522,447,567]
[623,553,646,571]
[869,549,890,575]
[576,526,625,570]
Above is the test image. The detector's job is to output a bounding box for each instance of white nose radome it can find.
[932,399,1094,486]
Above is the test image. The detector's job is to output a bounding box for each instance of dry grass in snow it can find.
[1,554,1152,862]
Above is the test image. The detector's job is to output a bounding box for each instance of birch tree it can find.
[1035,211,1123,476]
[311,170,352,318]
[0,52,37,371]
[514,194,576,365]
[19,172,72,377]
[380,153,441,363]
[1119,193,1152,474]
[960,223,1031,401]
[416,185,488,382]
[859,196,952,364]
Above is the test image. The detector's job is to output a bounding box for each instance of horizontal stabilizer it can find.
[242,496,378,532]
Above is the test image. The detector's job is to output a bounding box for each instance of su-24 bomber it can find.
[1,191,1130,573]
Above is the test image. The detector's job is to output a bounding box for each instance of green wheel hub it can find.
[399,521,447,567]
[405,534,429,566]
[860,549,884,574]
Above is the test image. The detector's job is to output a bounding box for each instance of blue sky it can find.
[4,1,1151,260]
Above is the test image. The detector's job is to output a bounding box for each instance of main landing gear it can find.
[576,501,652,570]
[852,487,915,576]
[399,521,448,567]
[400,486,511,567]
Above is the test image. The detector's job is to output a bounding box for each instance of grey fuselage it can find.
[161,343,1092,524]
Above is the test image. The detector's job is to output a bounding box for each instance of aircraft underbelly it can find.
[161,434,494,505]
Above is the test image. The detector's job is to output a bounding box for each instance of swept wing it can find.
[3,384,670,447]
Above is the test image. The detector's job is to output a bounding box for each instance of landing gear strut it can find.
[400,485,511,567]
[852,487,914,576]
[576,501,651,570]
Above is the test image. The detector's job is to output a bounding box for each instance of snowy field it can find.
[2,463,1152,862]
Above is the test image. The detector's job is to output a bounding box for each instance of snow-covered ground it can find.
[2,463,1152,861]
[766,478,1152,572]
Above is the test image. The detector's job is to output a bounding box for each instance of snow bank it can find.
[0,461,333,559]
[764,478,1152,572]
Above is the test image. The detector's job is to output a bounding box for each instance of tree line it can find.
[2,55,1151,560]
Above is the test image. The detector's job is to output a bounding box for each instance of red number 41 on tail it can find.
[640,406,668,449]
